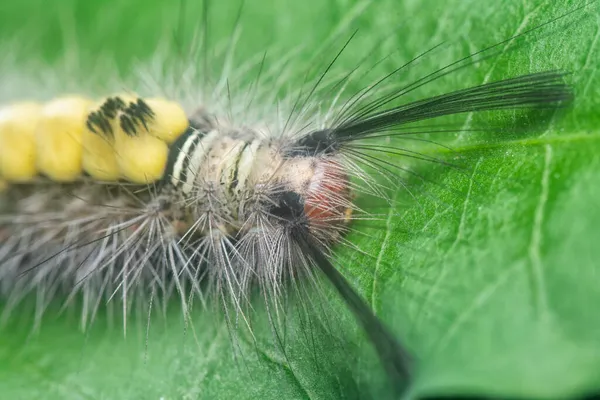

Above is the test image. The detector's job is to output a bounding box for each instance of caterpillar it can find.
[0,63,572,392]
[0,0,596,398]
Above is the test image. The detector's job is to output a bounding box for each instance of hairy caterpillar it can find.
[0,0,597,398]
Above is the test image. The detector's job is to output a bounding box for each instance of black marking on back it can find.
[86,96,157,137]
[86,97,126,136]
[286,129,340,157]
[268,190,306,223]
[120,99,156,136]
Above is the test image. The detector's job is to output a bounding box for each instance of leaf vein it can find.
[527,143,552,319]
[370,196,397,310]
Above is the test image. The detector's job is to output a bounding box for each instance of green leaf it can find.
[0,0,598,399]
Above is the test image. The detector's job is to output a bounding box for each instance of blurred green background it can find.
[0,0,599,399]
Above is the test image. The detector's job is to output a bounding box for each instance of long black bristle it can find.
[297,234,413,394]
[334,71,572,140]
[290,71,572,157]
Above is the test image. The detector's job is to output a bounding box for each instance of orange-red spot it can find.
[304,160,351,225]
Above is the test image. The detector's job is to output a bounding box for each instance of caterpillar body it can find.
[0,3,584,396]
[0,71,572,391]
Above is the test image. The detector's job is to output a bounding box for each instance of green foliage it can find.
[0,0,598,398]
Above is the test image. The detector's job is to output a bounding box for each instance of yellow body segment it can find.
[106,94,171,183]
[88,94,170,183]
[144,98,188,143]
[82,127,120,181]
[36,96,91,181]
[0,102,42,181]
[114,128,169,183]
[82,97,130,181]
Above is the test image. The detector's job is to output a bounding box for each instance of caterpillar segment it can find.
[0,102,42,182]
[0,95,189,185]
[85,95,188,183]
[36,96,92,182]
